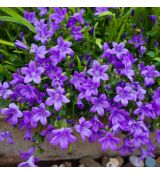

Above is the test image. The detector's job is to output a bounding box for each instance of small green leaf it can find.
[98,11,115,17]
[95,38,102,49]
[0,39,14,47]
[59,109,66,116]
[34,133,44,145]
[146,51,156,58]
[5,65,17,72]
[154,57,160,62]
[75,55,82,71]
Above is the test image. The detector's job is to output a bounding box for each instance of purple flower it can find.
[90,115,104,132]
[83,78,100,100]
[139,62,160,86]
[134,102,156,120]
[50,70,68,88]
[110,42,129,59]
[32,103,51,126]
[0,82,12,100]
[46,66,62,80]
[131,82,146,101]
[41,124,55,141]
[94,7,109,15]
[24,11,37,23]
[90,94,110,116]
[34,19,59,44]
[10,70,24,85]
[128,34,145,48]
[45,87,70,111]
[67,17,77,28]
[30,44,48,59]
[125,120,149,137]
[15,40,29,50]
[37,7,48,16]
[120,64,135,81]
[108,107,130,131]
[120,137,134,156]
[75,117,92,141]
[50,128,76,150]
[1,103,23,125]
[70,71,86,90]
[20,147,35,160]
[72,9,85,24]
[89,130,106,142]
[99,132,121,151]
[50,7,67,24]
[101,42,111,59]
[139,148,155,160]
[71,26,83,41]
[21,61,45,84]
[20,110,37,129]
[53,37,74,59]
[149,15,157,23]
[18,155,38,167]
[152,87,160,115]
[114,86,135,106]
[131,132,150,148]
[87,60,109,82]
[139,46,146,57]
[12,83,45,105]
[0,131,14,144]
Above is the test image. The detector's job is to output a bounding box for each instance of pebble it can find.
[106,157,123,167]
[51,164,58,167]
[101,156,109,166]
[59,164,66,167]
[117,156,124,167]
[145,157,156,167]
[156,157,160,167]
[63,161,72,167]
[80,156,102,167]
[79,163,85,167]
[129,156,144,167]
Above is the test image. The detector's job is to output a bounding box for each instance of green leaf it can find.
[0,49,10,56]
[154,57,160,62]
[0,7,35,33]
[34,133,44,145]
[0,16,21,23]
[75,55,82,71]
[5,65,17,72]
[95,38,102,49]
[98,11,115,17]
[16,7,24,13]
[0,39,14,47]
[146,51,156,58]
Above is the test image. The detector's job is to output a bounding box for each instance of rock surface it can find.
[145,157,156,167]
[129,156,144,167]
[80,156,102,167]
[0,123,160,165]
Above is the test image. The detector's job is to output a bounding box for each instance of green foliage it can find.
[0,7,160,83]
[0,8,35,33]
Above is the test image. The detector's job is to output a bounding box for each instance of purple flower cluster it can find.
[0,82,12,100]
[18,147,38,167]
[0,7,160,166]
[67,9,85,41]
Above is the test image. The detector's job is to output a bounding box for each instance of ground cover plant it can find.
[0,7,160,167]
